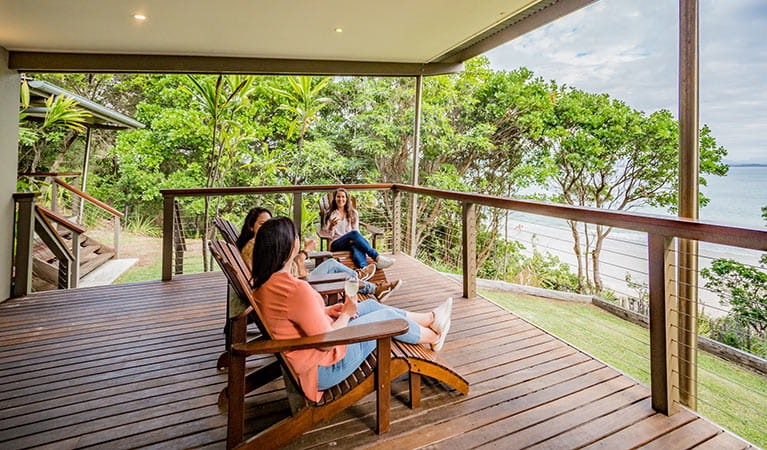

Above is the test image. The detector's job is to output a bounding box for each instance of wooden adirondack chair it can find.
[209,240,410,449]
[210,240,470,447]
[317,192,384,251]
[213,217,351,371]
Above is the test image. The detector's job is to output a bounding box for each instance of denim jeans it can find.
[330,230,379,269]
[310,258,375,295]
[317,300,421,390]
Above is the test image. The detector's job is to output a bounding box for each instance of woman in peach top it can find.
[251,217,452,401]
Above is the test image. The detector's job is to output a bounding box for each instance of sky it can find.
[484,0,767,164]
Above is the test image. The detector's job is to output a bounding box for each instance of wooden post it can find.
[78,127,92,223]
[408,75,423,256]
[648,234,679,415]
[70,230,80,288]
[50,181,58,213]
[678,0,699,410]
[113,216,120,258]
[162,194,174,281]
[12,193,37,297]
[292,191,302,240]
[462,202,477,299]
[376,337,392,434]
[392,189,401,254]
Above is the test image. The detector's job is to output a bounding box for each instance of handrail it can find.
[18,171,81,178]
[54,178,124,218]
[160,183,767,252]
[391,184,767,252]
[37,205,87,234]
[159,183,394,197]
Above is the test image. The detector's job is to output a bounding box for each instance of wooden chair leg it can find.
[227,351,246,449]
[376,338,392,434]
[218,360,281,408]
[409,372,421,408]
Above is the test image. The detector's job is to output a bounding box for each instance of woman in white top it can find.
[323,188,395,270]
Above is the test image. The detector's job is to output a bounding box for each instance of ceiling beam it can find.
[9,52,463,77]
[433,0,598,63]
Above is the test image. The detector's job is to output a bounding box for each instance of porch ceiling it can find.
[0,0,596,75]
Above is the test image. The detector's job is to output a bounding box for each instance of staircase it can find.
[13,176,125,295]
[31,231,116,291]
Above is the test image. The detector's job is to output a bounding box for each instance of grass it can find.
[482,290,767,448]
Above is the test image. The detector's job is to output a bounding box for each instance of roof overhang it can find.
[23,79,144,130]
[2,0,597,76]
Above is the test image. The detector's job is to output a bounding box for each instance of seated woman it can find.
[323,188,395,270]
[251,217,452,401]
[237,207,402,302]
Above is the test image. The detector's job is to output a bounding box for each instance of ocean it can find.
[504,165,766,317]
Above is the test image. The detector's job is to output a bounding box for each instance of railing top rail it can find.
[37,205,87,234]
[53,178,124,218]
[393,184,767,252]
[156,182,766,252]
[18,172,81,178]
[159,183,395,197]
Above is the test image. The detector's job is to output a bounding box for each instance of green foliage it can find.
[702,259,767,335]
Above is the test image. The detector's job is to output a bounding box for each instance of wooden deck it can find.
[0,254,752,449]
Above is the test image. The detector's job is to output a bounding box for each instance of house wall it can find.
[0,48,19,301]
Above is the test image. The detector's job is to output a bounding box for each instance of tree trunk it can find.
[568,220,585,293]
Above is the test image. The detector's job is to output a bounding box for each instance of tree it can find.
[543,88,728,292]
[702,207,767,337]
[270,76,333,184]
[184,75,254,271]
[18,77,92,174]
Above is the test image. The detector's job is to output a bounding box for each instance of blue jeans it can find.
[310,258,375,295]
[330,230,379,269]
[317,300,421,390]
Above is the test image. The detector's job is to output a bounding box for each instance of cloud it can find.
[484,0,767,163]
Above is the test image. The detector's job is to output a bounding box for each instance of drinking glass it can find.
[344,275,359,299]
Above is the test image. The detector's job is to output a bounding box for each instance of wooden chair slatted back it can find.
[213,217,240,246]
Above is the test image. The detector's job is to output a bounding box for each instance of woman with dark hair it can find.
[239,207,402,301]
[251,217,452,402]
[323,188,395,269]
[237,207,272,257]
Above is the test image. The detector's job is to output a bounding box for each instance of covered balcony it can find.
[1,1,765,449]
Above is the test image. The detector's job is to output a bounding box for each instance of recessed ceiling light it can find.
[335,27,343,33]
[133,13,147,21]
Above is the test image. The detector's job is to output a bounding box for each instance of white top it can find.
[324,210,359,242]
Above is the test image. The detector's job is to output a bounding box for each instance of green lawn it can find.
[482,290,767,448]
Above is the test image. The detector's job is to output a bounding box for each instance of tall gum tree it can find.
[543,87,728,293]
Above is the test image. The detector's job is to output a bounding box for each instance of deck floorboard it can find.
[0,254,750,449]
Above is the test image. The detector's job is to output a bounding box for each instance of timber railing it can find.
[160,183,767,431]
[16,173,123,257]
[12,193,78,296]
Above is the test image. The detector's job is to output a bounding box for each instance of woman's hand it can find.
[341,293,358,318]
[303,238,318,253]
[326,302,344,319]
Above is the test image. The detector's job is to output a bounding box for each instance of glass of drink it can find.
[344,275,359,299]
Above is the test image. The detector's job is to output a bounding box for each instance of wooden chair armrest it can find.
[307,251,332,264]
[317,229,332,240]
[306,272,347,284]
[232,319,408,356]
[360,222,383,236]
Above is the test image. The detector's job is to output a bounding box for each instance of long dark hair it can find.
[329,188,357,224]
[236,207,272,250]
[251,217,297,288]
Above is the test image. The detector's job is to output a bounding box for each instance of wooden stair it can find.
[31,231,116,291]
